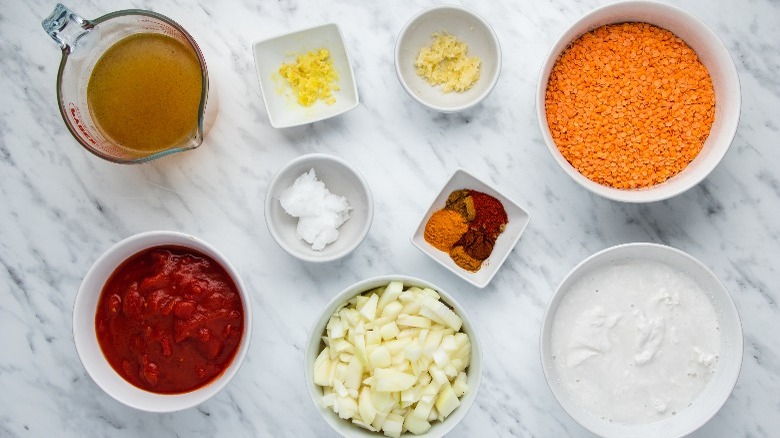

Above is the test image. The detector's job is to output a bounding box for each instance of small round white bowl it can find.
[265,153,373,262]
[536,1,741,203]
[395,5,501,112]
[73,231,252,412]
[305,275,483,437]
[540,243,743,437]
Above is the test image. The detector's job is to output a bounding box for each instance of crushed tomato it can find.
[95,245,244,394]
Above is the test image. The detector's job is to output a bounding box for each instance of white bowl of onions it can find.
[304,275,482,437]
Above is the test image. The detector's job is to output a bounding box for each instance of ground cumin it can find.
[545,22,715,189]
[445,190,476,222]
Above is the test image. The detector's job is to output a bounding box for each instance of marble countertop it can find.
[2,0,778,436]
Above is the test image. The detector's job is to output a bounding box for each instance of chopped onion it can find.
[314,282,471,436]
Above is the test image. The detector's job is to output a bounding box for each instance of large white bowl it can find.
[265,153,373,262]
[540,243,743,437]
[395,5,501,112]
[305,275,482,437]
[73,231,253,412]
[536,1,741,203]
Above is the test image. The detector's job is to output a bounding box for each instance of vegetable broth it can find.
[87,33,202,154]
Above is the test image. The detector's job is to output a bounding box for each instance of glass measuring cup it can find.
[42,4,209,163]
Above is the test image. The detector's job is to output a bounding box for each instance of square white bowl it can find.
[411,169,530,288]
[252,23,359,128]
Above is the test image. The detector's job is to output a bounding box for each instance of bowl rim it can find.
[394,4,502,113]
[264,153,374,263]
[251,22,360,128]
[73,230,253,412]
[409,167,531,289]
[539,242,744,437]
[304,274,483,437]
[535,0,742,203]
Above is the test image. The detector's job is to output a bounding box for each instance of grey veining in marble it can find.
[1,0,779,436]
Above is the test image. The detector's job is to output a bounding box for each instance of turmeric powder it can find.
[424,209,468,252]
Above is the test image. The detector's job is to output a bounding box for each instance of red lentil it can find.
[545,22,716,189]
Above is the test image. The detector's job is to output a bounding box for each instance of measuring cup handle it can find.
[42,3,92,53]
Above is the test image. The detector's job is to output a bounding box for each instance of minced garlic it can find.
[278,49,339,106]
[415,33,481,93]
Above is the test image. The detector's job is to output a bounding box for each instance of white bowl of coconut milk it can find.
[540,243,742,438]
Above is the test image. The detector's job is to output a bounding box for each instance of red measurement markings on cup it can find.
[138,18,178,38]
[68,103,97,145]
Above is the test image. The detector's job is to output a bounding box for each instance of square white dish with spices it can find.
[252,23,359,128]
[411,168,530,288]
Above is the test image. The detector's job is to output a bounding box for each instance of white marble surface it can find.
[1,0,778,436]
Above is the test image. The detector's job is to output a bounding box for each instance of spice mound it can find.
[545,22,715,189]
[415,33,481,93]
[279,168,351,251]
[278,48,339,106]
[424,189,508,272]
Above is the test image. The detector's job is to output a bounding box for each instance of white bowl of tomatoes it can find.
[73,231,252,412]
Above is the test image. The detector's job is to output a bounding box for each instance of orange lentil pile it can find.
[545,22,715,189]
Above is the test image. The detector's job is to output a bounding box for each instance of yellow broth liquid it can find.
[87,33,203,154]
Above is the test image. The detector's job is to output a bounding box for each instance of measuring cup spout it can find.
[42,4,93,53]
